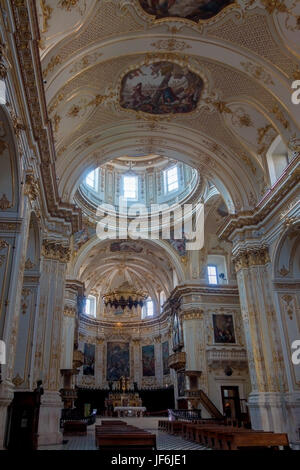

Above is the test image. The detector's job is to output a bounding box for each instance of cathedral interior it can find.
[0,0,299,452]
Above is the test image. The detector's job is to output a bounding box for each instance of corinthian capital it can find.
[233,246,270,272]
[42,240,71,262]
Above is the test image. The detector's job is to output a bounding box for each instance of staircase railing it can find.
[198,390,224,419]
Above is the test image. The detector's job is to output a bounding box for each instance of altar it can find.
[114,406,146,417]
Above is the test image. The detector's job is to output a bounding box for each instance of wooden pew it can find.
[63,420,87,436]
[217,430,289,450]
[101,420,127,426]
[95,423,156,450]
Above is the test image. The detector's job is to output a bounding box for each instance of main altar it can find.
[104,376,145,416]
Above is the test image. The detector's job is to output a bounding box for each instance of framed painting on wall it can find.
[106,342,130,381]
[213,313,236,344]
[162,341,169,375]
[83,343,95,376]
[142,344,155,376]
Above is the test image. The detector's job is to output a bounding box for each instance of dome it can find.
[75,155,200,218]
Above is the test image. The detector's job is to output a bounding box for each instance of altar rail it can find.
[168,409,204,421]
[60,408,97,428]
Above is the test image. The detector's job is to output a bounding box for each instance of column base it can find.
[0,380,14,449]
[248,391,300,449]
[38,391,63,447]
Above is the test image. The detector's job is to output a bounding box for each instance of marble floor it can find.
[39,417,209,451]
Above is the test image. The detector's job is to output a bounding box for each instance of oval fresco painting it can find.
[138,0,234,22]
[120,62,203,115]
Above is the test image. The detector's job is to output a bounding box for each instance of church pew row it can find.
[95,423,156,450]
[101,420,127,426]
[158,421,289,450]
[63,420,87,436]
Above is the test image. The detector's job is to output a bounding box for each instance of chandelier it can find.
[102,281,148,310]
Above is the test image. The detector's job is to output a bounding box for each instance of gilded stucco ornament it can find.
[0,194,12,211]
[39,0,53,33]
[42,240,71,262]
[233,246,270,271]
[24,173,39,201]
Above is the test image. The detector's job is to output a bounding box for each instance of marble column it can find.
[33,240,70,446]
[0,200,31,448]
[233,246,288,434]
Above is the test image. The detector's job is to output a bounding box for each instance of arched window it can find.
[142,297,154,318]
[267,136,291,185]
[85,169,98,190]
[160,291,166,312]
[85,295,96,317]
[207,255,228,285]
[164,165,178,193]
[123,175,138,200]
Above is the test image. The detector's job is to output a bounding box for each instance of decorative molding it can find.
[181,310,204,320]
[11,2,81,232]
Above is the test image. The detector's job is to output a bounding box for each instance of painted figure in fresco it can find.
[139,0,234,21]
[120,61,203,115]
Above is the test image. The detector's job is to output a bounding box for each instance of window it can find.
[86,170,97,190]
[85,295,96,317]
[165,166,178,193]
[123,175,138,200]
[207,265,218,285]
[142,298,154,318]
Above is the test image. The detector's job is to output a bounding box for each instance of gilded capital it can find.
[42,240,71,262]
[233,246,270,272]
[181,309,204,320]
[63,306,76,318]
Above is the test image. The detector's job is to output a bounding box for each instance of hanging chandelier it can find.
[102,281,148,310]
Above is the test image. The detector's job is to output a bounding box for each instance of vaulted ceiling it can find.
[37,0,300,215]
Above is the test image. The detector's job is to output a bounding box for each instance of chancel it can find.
[0,0,299,452]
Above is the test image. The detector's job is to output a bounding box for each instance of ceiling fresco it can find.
[120,61,203,115]
[138,0,234,22]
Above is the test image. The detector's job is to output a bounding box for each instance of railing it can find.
[60,408,97,428]
[168,409,202,421]
[197,390,224,419]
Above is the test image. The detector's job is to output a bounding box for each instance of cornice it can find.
[217,157,300,240]
[9,0,81,233]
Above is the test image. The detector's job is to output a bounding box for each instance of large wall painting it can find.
[213,314,236,344]
[162,341,170,375]
[138,0,234,22]
[107,342,130,381]
[83,343,95,376]
[177,371,185,397]
[120,62,203,115]
[142,344,155,376]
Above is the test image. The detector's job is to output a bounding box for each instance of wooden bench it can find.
[95,423,156,450]
[63,420,87,436]
[216,430,289,450]
[101,420,126,426]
